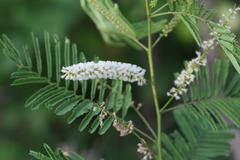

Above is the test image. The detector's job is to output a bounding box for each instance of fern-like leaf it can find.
[171,59,240,129]
[210,22,240,73]
[165,0,212,45]
[0,33,134,135]
[30,144,85,160]
[162,109,234,160]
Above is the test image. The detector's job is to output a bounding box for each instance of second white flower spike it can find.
[61,61,146,86]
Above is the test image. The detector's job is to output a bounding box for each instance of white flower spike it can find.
[61,61,146,86]
[167,7,240,100]
[167,51,207,100]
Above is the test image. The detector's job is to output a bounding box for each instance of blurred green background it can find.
[0,0,239,160]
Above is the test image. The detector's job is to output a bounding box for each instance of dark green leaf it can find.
[179,15,201,45]
[55,97,80,115]
[54,35,61,84]
[43,144,58,160]
[47,91,74,108]
[98,116,114,135]
[89,117,100,134]
[90,80,98,100]
[44,32,53,80]
[11,77,49,86]
[10,72,39,79]
[32,33,42,75]
[64,38,71,89]
[67,100,93,124]
[78,110,99,132]
[122,84,132,118]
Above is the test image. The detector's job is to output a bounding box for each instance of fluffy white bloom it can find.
[201,39,216,50]
[61,61,146,86]
[137,142,153,160]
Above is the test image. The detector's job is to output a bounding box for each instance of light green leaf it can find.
[80,0,137,47]
[134,20,167,39]
[179,15,201,45]
[222,48,240,74]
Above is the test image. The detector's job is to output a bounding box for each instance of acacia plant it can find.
[1,0,240,160]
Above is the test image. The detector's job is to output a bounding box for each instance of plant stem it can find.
[145,0,162,159]
[152,34,163,48]
[160,96,175,112]
[152,3,168,15]
[134,127,155,143]
[131,105,157,138]
[134,39,149,51]
[162,105,183,113]
[152,11,210,23]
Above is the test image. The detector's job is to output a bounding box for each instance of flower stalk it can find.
[145,0,162,159]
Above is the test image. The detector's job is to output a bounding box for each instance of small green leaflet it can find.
[210,22,240,74]
[150,0,158,8]
[179,15,201,45]
[30,144,85,160]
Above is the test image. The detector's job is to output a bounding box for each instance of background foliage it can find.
[0,0,239,160]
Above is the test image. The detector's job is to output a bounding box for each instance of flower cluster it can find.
[167,51,207,99]
[113,118,134,136]
[167,7,240,100]
[61,61,146,86]
[219,7,240,30]
[92,103,108,127]
[137,142,153,160]
[95,104,134,136]
[97,105,108,127]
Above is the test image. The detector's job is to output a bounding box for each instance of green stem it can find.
[145,0,162,159]
[162,105,183,113]
[152,11,210,23]
[132,131,143,141]
[134,127,155,143]
[152,34,163,48]
[152,3,168,15]
[134,39,149,52]
[160,96,175,112]
[131,105,157,138]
